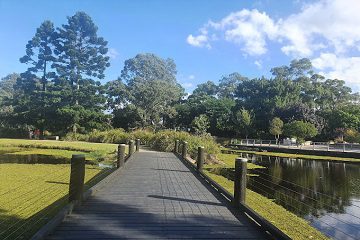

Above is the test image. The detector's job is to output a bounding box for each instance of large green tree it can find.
[12,21,58,137]
[54,12,110,133]
[109,53,184,129]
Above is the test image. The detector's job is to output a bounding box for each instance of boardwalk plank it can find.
[46,151,268,239]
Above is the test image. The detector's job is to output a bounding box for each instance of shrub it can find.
[129,129,155,145]
[344,129,360,143]
[149,130,220,159]
[63,132,89,141]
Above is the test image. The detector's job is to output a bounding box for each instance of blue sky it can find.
[0,0,359,92]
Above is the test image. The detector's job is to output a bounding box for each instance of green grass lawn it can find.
[0,138,117,239]
[204,153,328,240]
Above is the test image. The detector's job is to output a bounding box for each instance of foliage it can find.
[108,53,184,129]
[269,117,284,140]
[149,130,220,159]
[233,108,253,138]
[344,129,360,143]
[283,121,318,143]
[191,114,210,135]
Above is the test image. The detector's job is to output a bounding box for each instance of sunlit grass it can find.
[204,152,328,240]
[0,163,103,239]
[205,170,328,240]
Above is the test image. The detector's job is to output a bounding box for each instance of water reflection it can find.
[240,153,360,240]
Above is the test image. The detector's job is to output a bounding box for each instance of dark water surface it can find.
[240,153,360,240]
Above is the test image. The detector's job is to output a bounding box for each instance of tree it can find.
[218,72,248,99]
[110,53,184,129]
[192,81,218,97]
[0,73,19,127]
[191,114,210,135]
[54,12,110,133]
[14,21,58,137]
[269,117,283,142]
[234,108,253,139]
[283,121,318,143]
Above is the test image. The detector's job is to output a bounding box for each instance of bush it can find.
[63,129,220,159]
[149,130,220,159]
[0,127,29,139]
[344,129,360,143]
[129,129,155,145]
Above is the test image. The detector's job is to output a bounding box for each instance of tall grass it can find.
[64,129,220,158]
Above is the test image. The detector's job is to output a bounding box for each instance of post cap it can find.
[183,141,188,144]
[235,157,248,162]
[198,146,204,149]
[72,154,85,159]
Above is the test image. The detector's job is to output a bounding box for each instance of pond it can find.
[239,153,360,240]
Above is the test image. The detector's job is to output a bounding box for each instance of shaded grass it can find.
[205,170,328,240]
[222,147,360,162]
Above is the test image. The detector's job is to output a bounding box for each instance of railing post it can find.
[182,141,188,159]
[233,157,247,208]
[343,143,346,152]
[197,146,204,171]
[129,140,134,155]
[327,143,330,151]
[69,154,85,203]
[117,144,126,168]
[136,139,140,152]
[174,140,179,153]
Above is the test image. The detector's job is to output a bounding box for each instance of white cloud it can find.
[187,0,360,57]
[187,34,211,49]
[279,0,360,57]
[188,74,195,80]
[186,0,360,90]
[254,60,262,69]
[187,9,277,55]
[312,53,360,92]
[107,48,119,59]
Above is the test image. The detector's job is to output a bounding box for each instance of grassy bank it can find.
[204,153,328,240]
[205,171,328,240]
[0,139,117,239]
[222,147,360,162]
[0,139,119,162]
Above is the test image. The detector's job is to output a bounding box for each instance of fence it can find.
[0,139,140,240]
[231,139,360,153]
[174,140,360,240]
[173,140,290,239]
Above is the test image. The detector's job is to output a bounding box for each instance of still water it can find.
[240,153,360,240]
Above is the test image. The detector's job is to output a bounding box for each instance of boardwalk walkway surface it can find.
[46,151,267,239]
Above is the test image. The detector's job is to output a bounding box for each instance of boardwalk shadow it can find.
[148,194,223,206]
[51,198,266,239]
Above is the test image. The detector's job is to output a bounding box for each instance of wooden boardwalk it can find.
[46,151,267,239]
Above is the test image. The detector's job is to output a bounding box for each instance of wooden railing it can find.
[174,140,290,240]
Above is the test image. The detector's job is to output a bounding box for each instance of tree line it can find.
[0,12,359,143]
